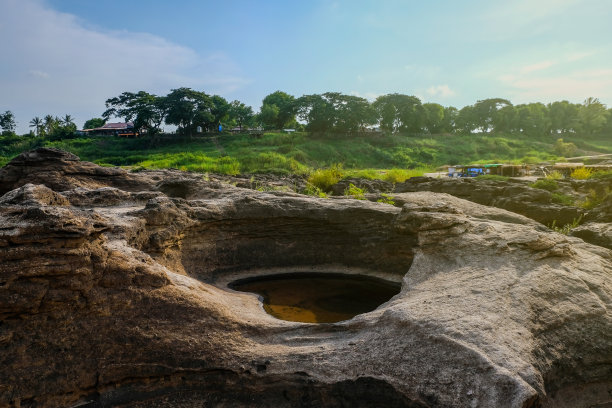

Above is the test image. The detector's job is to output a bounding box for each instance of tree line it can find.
[1,91,611,138]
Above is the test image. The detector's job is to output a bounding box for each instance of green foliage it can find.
[377,193,395,205]
[261,91,296,129]
[570,167,593,180]
[239,152,306,174]
[307,164,344,192]
[553,138,577,157]
[551,192,574,206]
[545,170,563,180]
[343,183,366,200]
[83,118,106,130]
[549,216,582,235]
[228,100,254,130]
[578,188,611,210]
[0,111,17,133]
[578,97,609,135]
[137,152,240,175]
[591,169,612,180]
[302,183,328,198]
[476,174,510,181]
[530,178,559,191]
[382,168,424,183]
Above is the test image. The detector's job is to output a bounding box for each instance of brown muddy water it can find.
[229,273,401,323]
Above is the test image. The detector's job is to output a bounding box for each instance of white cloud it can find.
[520,61,554,74]
[499,68,612,104]
[478,0,582,40]
[0,0,249,132]
[426,85,455,98]
[28,70,50,79]
[349,91,382,101]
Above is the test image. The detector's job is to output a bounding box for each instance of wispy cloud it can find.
[499,67,612,103]
[0,0,249,131]
[426,85,455,98]
[478,0,582,39]
[28,70,50,79]
[520,61,555,74]
[349,91,382,101]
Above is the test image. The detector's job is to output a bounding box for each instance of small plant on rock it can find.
[545,170,563,180]
[307,163,344,192]
[303,183,328,198]
[344,183,366,200]
[578,187,611,210]
[570,167,593,180]
[551,192,574,206]
[530,178,559,192]
[377,193,395,205]
[549,216,582,235]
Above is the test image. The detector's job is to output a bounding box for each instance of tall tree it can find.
[454,106,478,133]
[257,104,280,130]
[165,88,214,136]
[261,91,296,129]
[492,105,518,133]
[441,106,458,133]
[228,101,254,131]
[210,95,230,130]
[578,97,609,135]
[372,94,425,133]
[29,116,44,136]
[295,94,335,132]
[103,91,168,135]
[83,118,106,130]
[516,103,551,136]
[62,114,75,127]
[423,103,445,134]
[473,98,512,132]
[0,110,17,133]
[548,100,580,134]
[44,115,59,135]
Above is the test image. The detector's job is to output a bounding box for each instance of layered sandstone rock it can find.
[0,149,611,407]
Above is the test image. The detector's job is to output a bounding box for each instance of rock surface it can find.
[0,149,611,407]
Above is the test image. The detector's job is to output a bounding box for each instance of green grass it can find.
[530,179,559,191]
[476,174,510,181]
[1,131,610,180]
[551,192,574,206]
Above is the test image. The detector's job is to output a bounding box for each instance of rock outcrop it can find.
[0,149,611,407]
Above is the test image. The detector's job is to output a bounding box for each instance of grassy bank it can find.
[1,131,611,178]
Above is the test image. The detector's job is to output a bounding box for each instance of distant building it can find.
[85,122,139,137]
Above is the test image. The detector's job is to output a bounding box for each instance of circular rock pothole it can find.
[229,272,401,323]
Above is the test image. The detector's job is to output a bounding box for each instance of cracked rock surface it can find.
[0,148,611,407]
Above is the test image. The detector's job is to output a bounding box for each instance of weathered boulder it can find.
[0,147,154,194]
[0,151,611,407]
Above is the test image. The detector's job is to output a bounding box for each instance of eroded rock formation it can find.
[0,149,611,407]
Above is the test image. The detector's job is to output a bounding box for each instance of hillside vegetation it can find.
[1,131,610,178]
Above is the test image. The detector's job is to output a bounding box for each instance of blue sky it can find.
[1,0,611,133]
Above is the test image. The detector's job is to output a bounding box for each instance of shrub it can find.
[578,187,611,210]
[303,183,328,198]
[377,193,395,205]
[347,169,379,180]
[554,138,578,157]
[570,167,592,180]
[590,169,612,180]
[382,168,419,183]
[545,170,563,180]
[551,192,574,206]
[530,179,559,192]
[344,183,366,200]
[549,216,582,235]
[476,174,509,181]
[307,164,344,192]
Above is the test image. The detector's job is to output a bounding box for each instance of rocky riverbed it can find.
[0,148,611,407]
